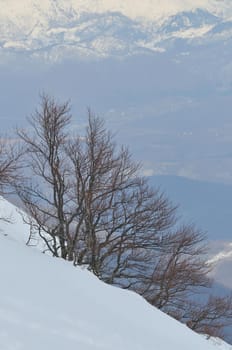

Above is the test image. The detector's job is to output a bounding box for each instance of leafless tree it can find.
[16,95,72,258]
[16,95,175,269]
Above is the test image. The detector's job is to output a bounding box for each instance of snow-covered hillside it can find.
[0,197,231,349]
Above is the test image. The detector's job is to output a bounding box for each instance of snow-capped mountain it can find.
[0,0,231,61]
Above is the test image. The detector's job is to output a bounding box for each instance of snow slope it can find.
[0,196,231,349]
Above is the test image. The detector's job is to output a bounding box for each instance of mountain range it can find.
[0,0,232,61]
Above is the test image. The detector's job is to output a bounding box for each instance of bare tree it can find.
[16,95,72,258]
[66,118,176,276]
[16,95,175,269]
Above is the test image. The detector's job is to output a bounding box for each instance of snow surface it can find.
[210,338,232,350]
[0,196,231,349]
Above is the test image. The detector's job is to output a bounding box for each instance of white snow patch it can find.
[208,242,232,264]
